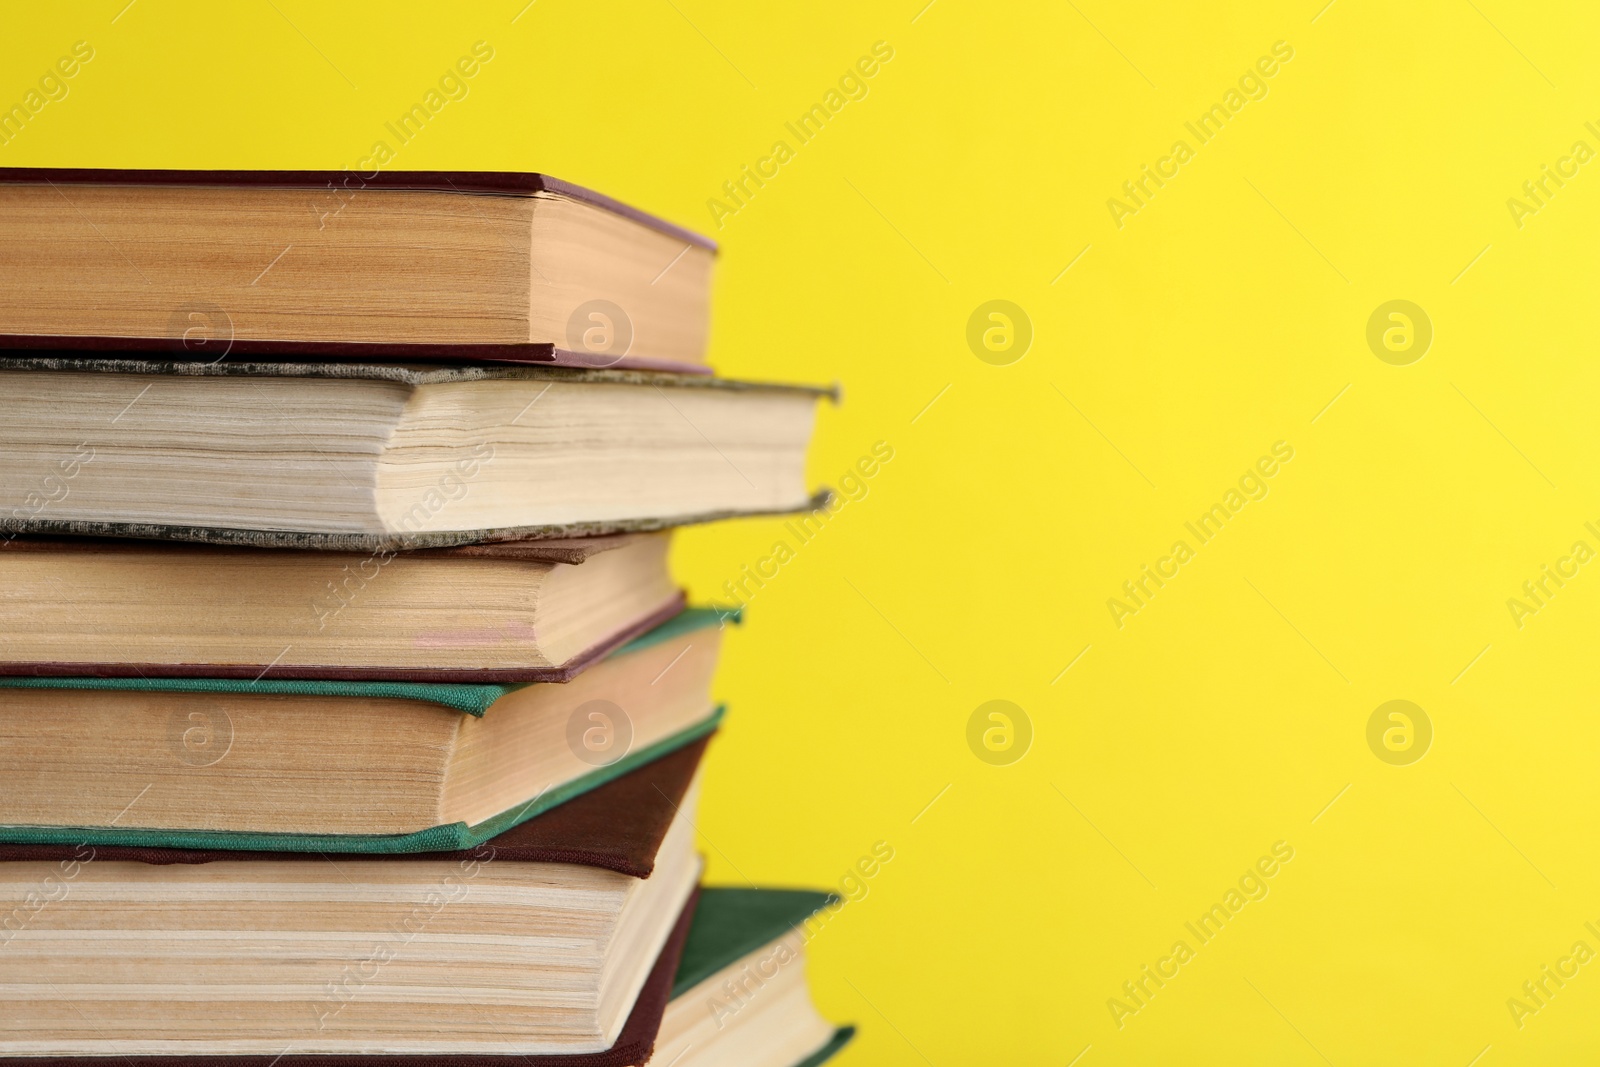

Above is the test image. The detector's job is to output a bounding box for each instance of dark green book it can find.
[0,608,730,852]
[659,887,856,1067]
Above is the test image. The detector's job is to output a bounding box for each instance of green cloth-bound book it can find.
[793,1028,858,1067]
[0,608,735,853]
[673,887,837,995]
[662,887,856,1067]
[0,710,722,854]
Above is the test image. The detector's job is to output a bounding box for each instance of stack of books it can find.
[0,168,852,1067]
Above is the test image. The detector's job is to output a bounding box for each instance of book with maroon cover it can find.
[0,169,715,372]
[0,736,713,1062]
[0,532,687,682]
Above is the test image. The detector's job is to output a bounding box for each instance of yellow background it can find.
[8,1,1600,1062]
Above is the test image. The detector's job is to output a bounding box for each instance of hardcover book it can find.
[0,169,716,370]
[0,610,729,848]
[0,532,684,681]
[0,358,830,549]
[0,759,708,1056]
[659,887,856,1067]
[0,881,858,1067]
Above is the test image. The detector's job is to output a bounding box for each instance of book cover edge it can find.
[0,167,716,252]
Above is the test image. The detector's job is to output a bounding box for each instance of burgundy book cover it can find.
[0,736,713,1064]
[0,169,715,374]
[0,733,710,874]
[0,593,686,684]
[0,170,714,249]
[0,533,687,683]
[0,888,701,1067]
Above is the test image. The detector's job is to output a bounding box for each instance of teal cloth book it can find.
[0,607,736,852]
[658,887,856,1067]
